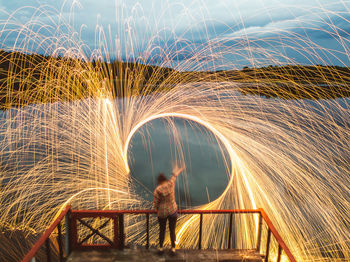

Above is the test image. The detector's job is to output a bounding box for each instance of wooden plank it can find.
[71,209,260,216]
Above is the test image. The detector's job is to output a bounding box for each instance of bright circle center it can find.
[125,115,232,207]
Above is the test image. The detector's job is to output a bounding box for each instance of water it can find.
[0,89,347,209]
[128,117,230,207]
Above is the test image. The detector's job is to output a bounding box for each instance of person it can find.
[153,165,185,255]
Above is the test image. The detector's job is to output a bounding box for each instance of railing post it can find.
[118,214,125,250]
[265,229,271,262]
[198,214,203,250]
[256,212,263,252]
[71,213,79,251]
[113,216,118,248]
[276,245,282,262]
[57,222,63,262]
[146,213,150,249]
[228,213,233,249]
[65,209,72,255]
[45,239,51,262]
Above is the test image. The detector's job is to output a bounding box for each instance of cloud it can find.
[1,0,350,67]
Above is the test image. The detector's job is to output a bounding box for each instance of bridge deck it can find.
[66,248,263,262]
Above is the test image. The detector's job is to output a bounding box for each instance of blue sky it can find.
[1,0,350,69]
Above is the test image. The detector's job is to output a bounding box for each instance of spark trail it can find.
[0,1,349,261]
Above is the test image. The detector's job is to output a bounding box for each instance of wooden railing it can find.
[21,205,71,262]
[21,207,296,262]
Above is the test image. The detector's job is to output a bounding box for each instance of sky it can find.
[1,0,350,69]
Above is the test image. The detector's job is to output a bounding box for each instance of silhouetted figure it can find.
[153,166,185,255]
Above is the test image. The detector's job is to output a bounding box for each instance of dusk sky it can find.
[1,0,350,69]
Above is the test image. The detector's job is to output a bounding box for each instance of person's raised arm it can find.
[172,166,185,177]
[170,165,185,185]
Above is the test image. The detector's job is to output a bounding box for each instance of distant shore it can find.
[1,50,350,109]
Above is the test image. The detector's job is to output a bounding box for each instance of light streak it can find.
[0,1,349,261]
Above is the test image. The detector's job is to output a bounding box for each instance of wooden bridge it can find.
[21,206,296,262]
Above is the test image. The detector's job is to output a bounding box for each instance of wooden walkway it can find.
[22,208,296,262]
[66,248,263,262]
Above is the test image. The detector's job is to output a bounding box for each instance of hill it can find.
[1,50,349,109]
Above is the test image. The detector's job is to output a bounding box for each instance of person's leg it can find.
[168,214,177,248]
[158,217,167,248]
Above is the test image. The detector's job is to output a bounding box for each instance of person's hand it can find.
[172,165,185,177]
